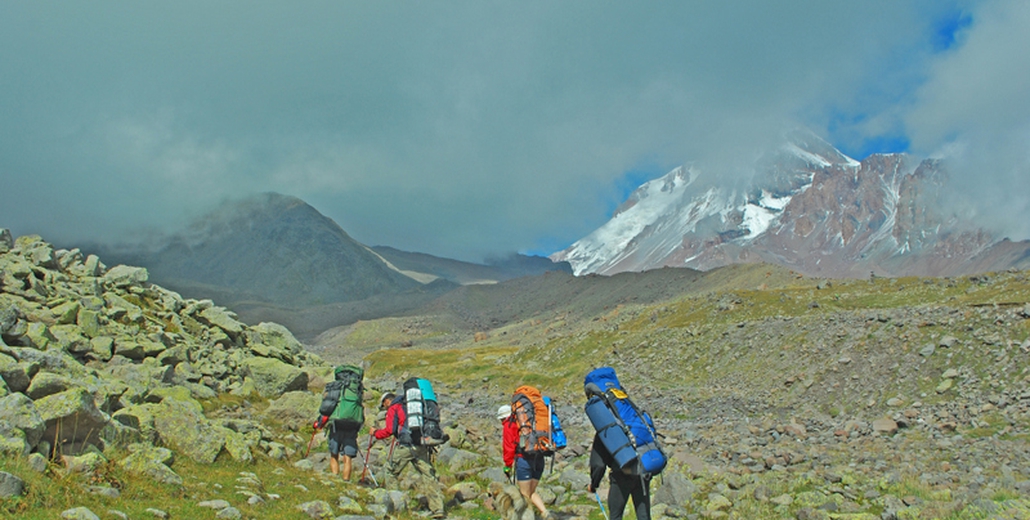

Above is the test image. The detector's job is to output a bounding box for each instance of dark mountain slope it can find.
[88,193,421,309]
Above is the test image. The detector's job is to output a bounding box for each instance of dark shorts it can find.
[328,423,359,457]
[515,454,545,481]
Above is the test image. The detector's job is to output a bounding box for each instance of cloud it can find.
[2,1,1024,260]
[905,0,1030,239]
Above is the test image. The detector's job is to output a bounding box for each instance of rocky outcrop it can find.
[0,231,327,477]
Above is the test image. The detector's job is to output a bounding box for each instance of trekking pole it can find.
[594,491,609,520]
[303,427,318,459]
[388,437,397,462]
[355,440,379,488]
[359,435,374,483]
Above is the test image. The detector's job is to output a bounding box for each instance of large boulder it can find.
[265,391,321,425]
[26,371,81,400]
[119,443,182,486]
[33,387,110,455]
[153,401,226,464]
[243,357,308,398]
[0,353,33,393]
[197,307,245,339]
[0,391,46,448]
[102,265,148,288]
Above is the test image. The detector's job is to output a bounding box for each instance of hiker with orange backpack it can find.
[502,385,557,520]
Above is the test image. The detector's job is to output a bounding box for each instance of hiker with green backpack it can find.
[314,364,366,482]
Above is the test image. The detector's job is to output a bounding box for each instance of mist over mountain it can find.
[85,193,422,309]
[553,130,1030,277]
[81,193,572,339]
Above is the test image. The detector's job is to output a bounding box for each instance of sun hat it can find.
[496,404,512,420]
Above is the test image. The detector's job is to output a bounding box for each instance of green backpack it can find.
[319,365,365,428]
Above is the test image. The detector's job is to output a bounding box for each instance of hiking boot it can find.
[430,512,445,519]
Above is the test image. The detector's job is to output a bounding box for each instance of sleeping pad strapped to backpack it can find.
[394,377,446,446]
[319,364,365,429]
[583,366,666,477]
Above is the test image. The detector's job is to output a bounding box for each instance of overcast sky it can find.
[2,1,1028,262]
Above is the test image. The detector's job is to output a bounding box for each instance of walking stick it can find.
[359,435,374,484]
[303,427,319,459]
[356,439,379,488]
[594,490,609,520]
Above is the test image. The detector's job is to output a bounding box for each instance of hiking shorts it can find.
[515,454,545,481]
[328,423,359,457]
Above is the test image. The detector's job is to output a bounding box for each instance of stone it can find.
[60,507,100,520]
[26,371,80,400]
[0,229,12,253]
[153,401,226,464]
[102,265,149,287]
[936,379,954,394]
[0,392,45,452]
[119,444,181,486]
[33,387,110,455]
[942,368,959,379]
[198,307,245,338]
[653,470,697,507]
[919,344,936,357]
[0,471,25,498]
[872,418,899,434]
[297,500,333,519]
[242,357,308,398]
[264,391,321,424]
[939,336,959,348]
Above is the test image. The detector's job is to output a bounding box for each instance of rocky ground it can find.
[4,229,1030,519]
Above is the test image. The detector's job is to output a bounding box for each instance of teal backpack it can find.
[319,365,365,428]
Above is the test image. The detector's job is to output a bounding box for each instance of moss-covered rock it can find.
[243,357,308,398]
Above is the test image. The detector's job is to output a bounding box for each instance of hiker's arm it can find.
[373,405,396,440]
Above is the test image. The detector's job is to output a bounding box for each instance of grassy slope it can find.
[8,264,1030,519]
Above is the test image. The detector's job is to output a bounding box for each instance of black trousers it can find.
[608,474,651,520]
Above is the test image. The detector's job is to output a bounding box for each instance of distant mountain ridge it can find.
[83,193,572,339]
[88,193,422,308]
[553,130,1030,277]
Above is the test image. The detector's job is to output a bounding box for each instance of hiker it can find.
[314,365,365,481]
[583,366,665,520]
[373,391,445,518]
[499,404,553,519]
[587,432,652,520]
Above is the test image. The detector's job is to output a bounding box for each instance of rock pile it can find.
[0,231,327,486]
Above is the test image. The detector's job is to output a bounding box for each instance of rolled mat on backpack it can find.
[583,366,667,477]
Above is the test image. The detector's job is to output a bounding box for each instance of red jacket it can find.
[502,416,521,468]
[374,402,405,441]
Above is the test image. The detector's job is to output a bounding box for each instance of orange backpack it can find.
[511,385,555,456]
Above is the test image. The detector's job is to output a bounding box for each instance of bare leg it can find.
[518,478,548,516]
[342,454,353,480]
[329,453,340,475]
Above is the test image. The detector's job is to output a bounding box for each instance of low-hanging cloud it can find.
[905,0,1030,240]
[1,1,1024,261]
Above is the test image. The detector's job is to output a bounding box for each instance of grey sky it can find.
[2,1,1026,262]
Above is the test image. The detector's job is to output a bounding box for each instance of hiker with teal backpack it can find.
[584,367,667,520]
[372,378,447,519]
[314,364,365,482]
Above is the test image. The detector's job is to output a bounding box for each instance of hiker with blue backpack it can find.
[584,367,667,520]
[313,364,365,482]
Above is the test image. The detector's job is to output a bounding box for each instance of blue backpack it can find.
[584,366,666,477]
[542,396,567,451]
